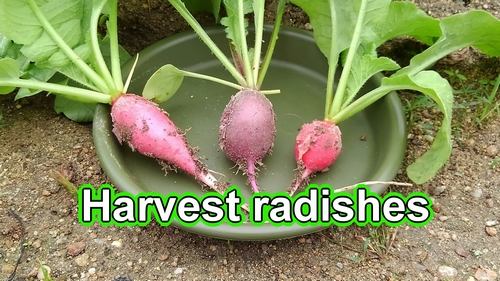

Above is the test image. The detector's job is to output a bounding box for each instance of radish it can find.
[288,120,342,195]
[0,0,223,193]
[169,0,287,192]
[111,94,223,192]
[219,89,276,192]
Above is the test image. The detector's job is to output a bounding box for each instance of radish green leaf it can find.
[143,64,184,103]
[54,95,96,122]
[0,58,20,93]
[397,10,500,77]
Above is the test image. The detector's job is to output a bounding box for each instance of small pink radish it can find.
[111,94,225,193]
[287,120,342,196]
[219,89,276,193]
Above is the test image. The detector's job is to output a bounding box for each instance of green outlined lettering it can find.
[268,195,293,224]
[77,184,434,228]
[406,195,433,225]
[176,196,201,225]
[224,188,244,225]
[79,184,112,226]
[200,195,225,223]
[356,187,381,224]
[113,196,135,223]
[331,195,355,226]
[293,187,319,224]
[382,196,406,223]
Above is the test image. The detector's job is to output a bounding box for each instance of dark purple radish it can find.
[111,94,225,193]
[219,89,276,193]
[288,120,342,196]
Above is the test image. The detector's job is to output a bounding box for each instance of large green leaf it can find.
[142,64,184,103]
[54,95,96,122]
[0,58,20,93]
[289,0,390,63]
[397,10,500,77]
[370,1,441,47]
[385,71,453,184]
[0,0,44,45]
[341,44,400,109]
[333,70,453,184]
[0,0,84,66]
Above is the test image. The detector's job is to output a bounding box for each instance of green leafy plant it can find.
[37,259,53,281]
[444,69,500,126]
[490,158,500,169]
[364,225,396,258]
[286,0,500,193]
[476,73,500,124]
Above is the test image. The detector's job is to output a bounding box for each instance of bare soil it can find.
[1,1,500,280]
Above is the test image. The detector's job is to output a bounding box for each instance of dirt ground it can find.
[1,0,500,280]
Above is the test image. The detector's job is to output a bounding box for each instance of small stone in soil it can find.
[67,241,86,256]
[412,262,426,271]
[158,253,169,261]
[485,220,498,227]
[75,253,89,267]
[474,267,498,281]
[455,246,469,257]
[32,239,42,249]
[485,226,497,236]
[438,265,458,278]
[432,203,442,213]
[485,145,498,157]
[486,198,494,208]
[111,240,122,248]
[472,188,483,198]
[438,216,449,221]
[174,268,184,275]
[433,185,446,195]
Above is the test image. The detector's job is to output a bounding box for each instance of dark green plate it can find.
[92,26,406,240]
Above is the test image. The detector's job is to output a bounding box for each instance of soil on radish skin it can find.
[1,1,500,280]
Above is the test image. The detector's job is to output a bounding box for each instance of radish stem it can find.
[26,0,109,94]
[324,0,339,117]
[332,84,419,123]
[90,0,118,95]
[257,0,286,88]
[178,69,246,91]
[107,0,124,93]
[123,55,140,94]
[252,0,265,83]
[328,0,367,119]
[238,0,254,87]
[0,78,111,103]
[168,0,247,87]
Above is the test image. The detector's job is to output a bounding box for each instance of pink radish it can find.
[288,120,342,196]
[0,1,230,196]
[111,94,225,193]
[219,89,276,193]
